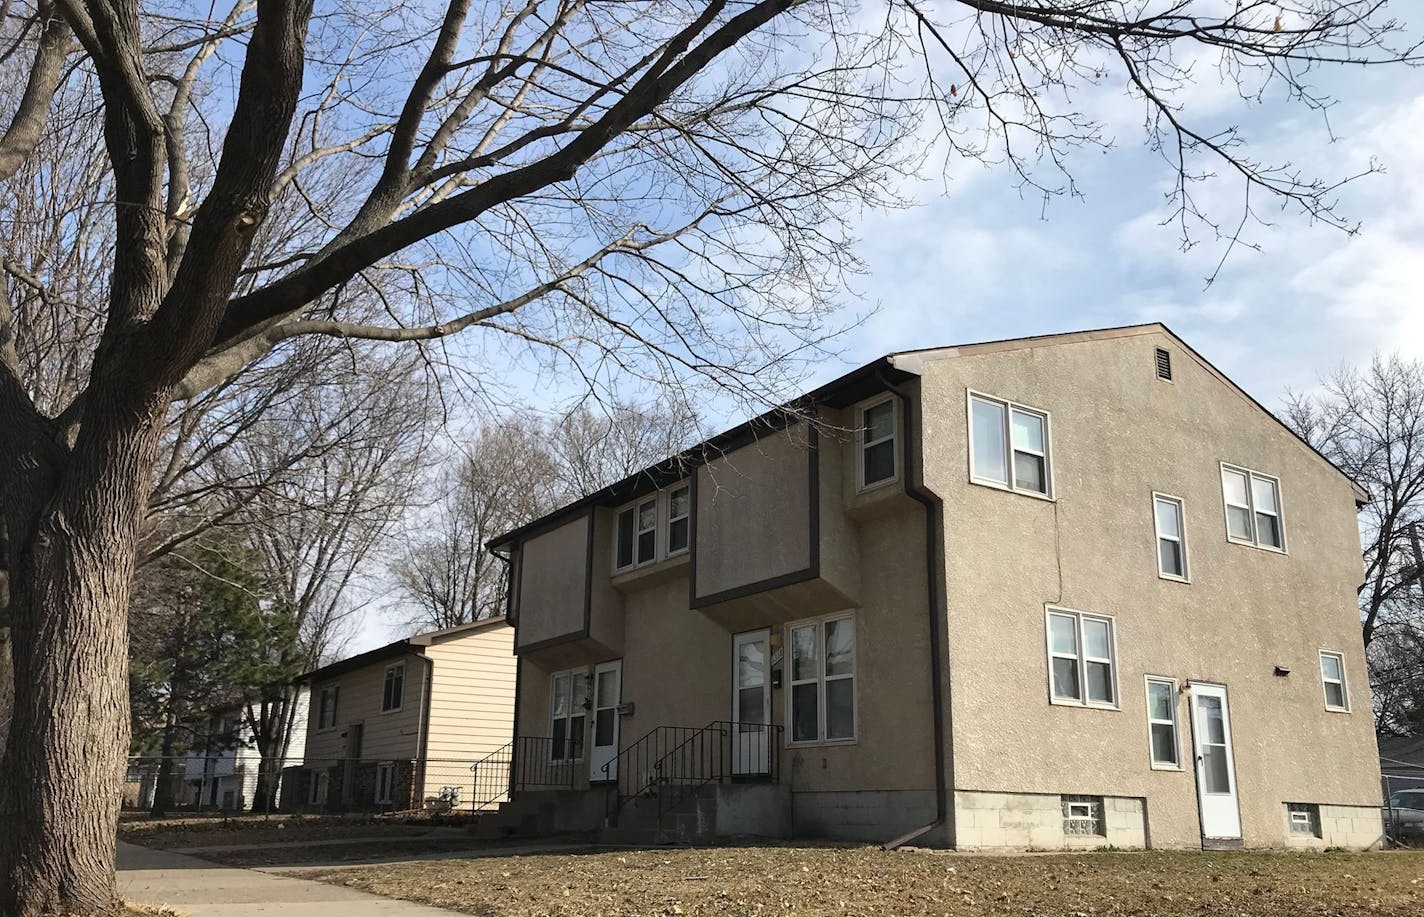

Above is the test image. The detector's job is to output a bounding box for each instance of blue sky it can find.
[350,40,1424,653]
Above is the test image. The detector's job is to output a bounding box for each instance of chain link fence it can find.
[1382,768,1424,848]
[125,754,508,816]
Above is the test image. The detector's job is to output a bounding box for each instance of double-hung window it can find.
[969,392,1052,497]
[317,685,339,729]
[1145,677,1180,768]
[1221,464,1285,550]
[374,762,394,804]
[860,399,896,488]
[550,670,588,761]
[381,663,404,712]
[1046,609,1117,707]
[1153,494,1189,581]
[788,614,856,743]
[615,497,658,570]
[1320,651,1349,712]
[667,485,690,554]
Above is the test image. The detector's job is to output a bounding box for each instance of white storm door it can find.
[1190,682,1242,840]
[732,630,771,776]
[589,660,622,783]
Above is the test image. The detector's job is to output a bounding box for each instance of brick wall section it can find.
[954,791,1146,850]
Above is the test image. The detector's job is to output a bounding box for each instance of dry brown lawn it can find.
[296,845,1424,916]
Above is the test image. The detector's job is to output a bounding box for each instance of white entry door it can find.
[589,660,622,783]
[731,630,771,776]
[1190,682,1242,841]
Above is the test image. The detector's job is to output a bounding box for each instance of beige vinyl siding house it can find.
[486,324,1382,850]
[290,617,515,812]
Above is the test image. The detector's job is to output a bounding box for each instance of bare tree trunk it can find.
[0,392,165,916]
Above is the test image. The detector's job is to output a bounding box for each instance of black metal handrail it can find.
[470,736,577,812]
[602,720,782,824]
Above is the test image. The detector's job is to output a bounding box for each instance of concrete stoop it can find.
[598,786,719,846]
[469,788,608,840]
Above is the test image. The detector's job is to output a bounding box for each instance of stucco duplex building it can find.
[488,324,1381,850]
[288,617,515,812]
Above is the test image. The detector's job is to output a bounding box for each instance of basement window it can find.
[1287,802,1321,837]
[1061,795,1105,836]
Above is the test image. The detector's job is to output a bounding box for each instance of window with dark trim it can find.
[381,663,404,712]
[318,685,339,729]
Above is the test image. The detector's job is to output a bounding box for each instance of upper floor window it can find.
[317,685,339,729]
[1046,608,1116,707]
[615,497,658,570]
[667,485,690,554]
[788,613,856,744]
[969,392,1052,497]
[1220,464,1284,550]
[382,663,405,712]
[1153,494,1189,582]
[860,399,896,488]
[1320,651,1349,712]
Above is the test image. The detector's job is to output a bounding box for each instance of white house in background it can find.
[169,693,310,811]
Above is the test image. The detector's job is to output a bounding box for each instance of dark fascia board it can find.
[295,641,422,684]
[488,358,909,551]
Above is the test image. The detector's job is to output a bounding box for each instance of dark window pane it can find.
[827,679,854,739]
[552,718,567,760]
[864,401,894,442]
[1159,539,1184,577]
[595,708,615,746]
[1052,657,1080,700]
[1202,745,1230,793]
[1150,722,1177,766]
[637,529,655,563]
[1086,661,1114,704]
[669,517,689,553]
[1256,512,1282,548]
[738,686,766,724]
[1013,450,1046,493]
[1325,682,1346,709]
[570,714,585,760]
[864,439,895,484]
[792,683,818,741]
[1226,505,1253,540]
[616,509,634,567]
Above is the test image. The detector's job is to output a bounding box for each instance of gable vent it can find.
[1154,347,1173,381]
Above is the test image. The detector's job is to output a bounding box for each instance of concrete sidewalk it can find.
[117,843,461,916]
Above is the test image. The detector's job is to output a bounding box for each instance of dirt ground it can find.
[117,812,454,850]
[297,845,1424,916]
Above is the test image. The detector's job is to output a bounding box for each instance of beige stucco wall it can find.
[516,514,591,650]
[694,423,813,599]
[512,412,938,815]
[917,327,1380,849]
[305,652,425,763]
[424,625,516,755]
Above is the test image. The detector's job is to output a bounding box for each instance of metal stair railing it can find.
[470,736,577,812]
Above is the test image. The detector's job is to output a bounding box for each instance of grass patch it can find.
[117,812,447,850]
[298,845,1424,916]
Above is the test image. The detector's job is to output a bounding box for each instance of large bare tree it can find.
[0,0,1417,911]
[1286,355,1424,732]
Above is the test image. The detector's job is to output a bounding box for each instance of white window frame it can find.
[785,612,858,747]
[1319,650,1350,712]
[666,483,691,555]
[1045,607,1119,709]
[374,762,394,805]
[549,668,588,761]
[1152,493,1190,583]
[613,495,660,572]
[380,662,405,713]
[857,396,898,491]
[1144,676,1181,770]
[966,390,1054,499]
[1219,462,1286,552]
[317,684,339,731]
[308,769,329,805]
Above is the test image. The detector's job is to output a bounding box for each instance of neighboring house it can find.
[487,323,1382,850]
[130,695,309,812]
[290,617,516,812]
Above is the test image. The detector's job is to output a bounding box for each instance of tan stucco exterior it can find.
[499,324,1381,849]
